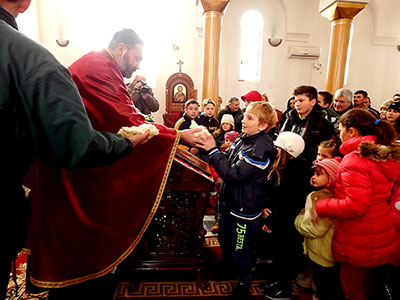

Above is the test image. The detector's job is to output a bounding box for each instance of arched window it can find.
[239,10,264,82]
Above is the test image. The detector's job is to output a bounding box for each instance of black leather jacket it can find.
[281,107,335,166]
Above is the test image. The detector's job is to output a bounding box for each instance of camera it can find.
[136,80,150,94]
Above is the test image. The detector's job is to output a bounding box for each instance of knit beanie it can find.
[241,90,263,102]
[224,131,239,142]
[273,131,305,158]
[314,158,341,190]
[388,100,400,113]
[380,99,394,110]
[220,114,235,129]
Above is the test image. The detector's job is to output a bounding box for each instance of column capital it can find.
[200,0,230,14]
[320,1,367,21]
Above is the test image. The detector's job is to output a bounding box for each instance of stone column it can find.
[320,1,367,94]
[200,0,229,112]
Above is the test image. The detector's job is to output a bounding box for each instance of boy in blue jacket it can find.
[197,102,278,299]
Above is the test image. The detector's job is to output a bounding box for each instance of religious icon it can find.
[173,84,187,102]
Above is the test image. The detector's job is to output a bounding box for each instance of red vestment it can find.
[27,50,179,287]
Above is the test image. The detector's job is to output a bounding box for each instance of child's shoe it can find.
[264,285,292,300]
[228,281,250,299]
[258,280,278,291]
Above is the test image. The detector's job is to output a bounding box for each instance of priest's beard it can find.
[120,54,137,78]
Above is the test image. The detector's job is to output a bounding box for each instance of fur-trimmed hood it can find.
[359,141,400,183]
[359,141,400,162]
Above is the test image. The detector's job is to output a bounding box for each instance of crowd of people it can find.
[2,1,400,300]
[176,86,400,300]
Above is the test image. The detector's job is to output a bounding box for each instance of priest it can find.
[26,28,200,297]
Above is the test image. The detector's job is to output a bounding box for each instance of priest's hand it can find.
[195,132,216,151]
[180,128,202,146]
[128,130,151,147]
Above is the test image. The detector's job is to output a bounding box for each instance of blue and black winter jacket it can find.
[208,131,277,215]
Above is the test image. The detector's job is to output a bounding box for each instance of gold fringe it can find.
[31,130,181,288]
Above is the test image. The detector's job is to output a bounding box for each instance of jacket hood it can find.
[358,141,400,183]
[339,135,376,155]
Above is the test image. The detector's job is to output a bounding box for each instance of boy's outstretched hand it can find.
[195,132,216,151]
[180,128,202,146]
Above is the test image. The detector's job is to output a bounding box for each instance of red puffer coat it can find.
[316,136,400,268]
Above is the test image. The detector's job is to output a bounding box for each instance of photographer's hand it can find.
[134,82,142,90]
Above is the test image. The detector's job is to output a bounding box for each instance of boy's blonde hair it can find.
[246,102,278,131]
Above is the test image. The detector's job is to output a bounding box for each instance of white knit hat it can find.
[221,114,235,129]
[274,131,305,158]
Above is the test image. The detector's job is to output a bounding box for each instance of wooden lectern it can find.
[126,147,214,289]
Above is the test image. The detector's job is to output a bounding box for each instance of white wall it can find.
[220,0,332,110]
[16,0,400,121]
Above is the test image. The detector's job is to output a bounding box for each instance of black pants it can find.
[312,262,345,300]
[218,210,260,283]
[269,223,305,288]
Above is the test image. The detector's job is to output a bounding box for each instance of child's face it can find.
[242,110,267,136]
[311,167,329,188]
[204,103,215,117]
[317,94,329,108]
[338,123,352,142]
[289,99,296,110]
[295,94,316,117]
[224,139,233,148]
[316,146,333,162]
[243,100,251,108]
[221,122,232,132]
[185,104,199,119]
[387,109,400,123]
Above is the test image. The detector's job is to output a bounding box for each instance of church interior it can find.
[16,0,400,116]
[5,0,400,299]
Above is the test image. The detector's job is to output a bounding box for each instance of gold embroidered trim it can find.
[31,130,181,288]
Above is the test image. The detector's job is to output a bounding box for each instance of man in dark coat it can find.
[0,0,151,297]
[281,85,335,167]
[218,96,243,123]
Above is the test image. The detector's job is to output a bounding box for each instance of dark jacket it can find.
[234,112,244,133]
[280,97,295,131]
[218,105,243,123]
[208,131,277,215]
[173,113,199,130]
[197,112,219,134]
[266,157,311,232]
[265,156,311,281]
[321,106,340,128]
[0,6,132,259]
[281,107,335,166]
